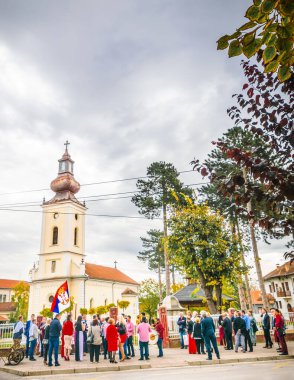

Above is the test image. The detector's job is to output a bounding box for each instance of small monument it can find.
[161,295,186,333]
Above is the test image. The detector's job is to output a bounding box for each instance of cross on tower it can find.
[114,260,118,269]
[64,140,70,151]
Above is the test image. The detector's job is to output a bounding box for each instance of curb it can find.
[187,355,294,366]
[0,363,151,377]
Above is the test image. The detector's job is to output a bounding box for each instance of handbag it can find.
[87,328,94,344]
[183,334,188,346]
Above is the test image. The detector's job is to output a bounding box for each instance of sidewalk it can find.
[1,342,293,377]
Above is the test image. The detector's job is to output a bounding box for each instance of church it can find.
[28,144,139,320]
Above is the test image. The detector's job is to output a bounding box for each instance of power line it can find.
[0,207,161,220]
[0,169,195,197]
[0,182,208,209]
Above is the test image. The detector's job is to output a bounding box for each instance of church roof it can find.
[121,287,138,296]
[264,261,294,280]
[85,263,139,285]
[0,279,28,289]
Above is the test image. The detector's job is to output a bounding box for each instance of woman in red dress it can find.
[106,318,119,363]
[187,316,197,354]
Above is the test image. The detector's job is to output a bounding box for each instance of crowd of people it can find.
[11,312,164,367]
[177,307,289,360]
[10,306,289,367]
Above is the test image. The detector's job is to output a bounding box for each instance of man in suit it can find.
[24,314,35,358]
[201,312,220,360]
[261,308,272,348]
[222,312,233,350]
[233,311,246,353]
[241,310,253,352]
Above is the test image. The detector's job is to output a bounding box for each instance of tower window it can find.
[52,227,58,245]
[51,261,56,273]
[75,214,78,220]
[49,295,54,303]
[74,228,78,246]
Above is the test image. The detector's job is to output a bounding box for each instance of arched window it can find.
[90,298,94,308]
[52,227,58,245]
[74,227,78,245]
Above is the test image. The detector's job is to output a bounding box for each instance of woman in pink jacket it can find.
[137,317,151,360]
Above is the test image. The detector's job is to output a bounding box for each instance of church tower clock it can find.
[28,142,87,315]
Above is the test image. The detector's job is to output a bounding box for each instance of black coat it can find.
[222,316,232,333]
[192,323,202,339]
[233,317,246,334]
[262,313,270,330]
[187,320,194,334]
[201,317,215,337]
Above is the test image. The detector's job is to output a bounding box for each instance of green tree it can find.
[132,162,192,295]
[40,308,53,318]
[117,300,130,311]
[139,279,166,320]
[169,196,242,314]
[10,282,30,322]
[79,307,88,315]
[138,229,165,301]
[217,0,294,81]
[96,306,108,315]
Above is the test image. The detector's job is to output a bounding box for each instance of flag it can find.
[50,281,70,313]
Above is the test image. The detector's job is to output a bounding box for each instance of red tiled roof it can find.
[0,279,28,289]
[0,315,8,321]
[264,261,294,280]
[250,290,275,305]
[85,263,139,285]
[0,302,16,312]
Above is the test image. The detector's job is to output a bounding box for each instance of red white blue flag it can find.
[50,281,70,314]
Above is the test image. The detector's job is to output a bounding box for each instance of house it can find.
[250,289,276,315]
[0,279,28,322]
[264,261,294,320]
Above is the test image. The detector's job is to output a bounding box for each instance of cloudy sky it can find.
[0,0,287,285]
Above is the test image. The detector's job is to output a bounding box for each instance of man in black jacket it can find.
[177,312,187,349]
[233,311,246,353]
[48,314,62,367]
[221,312,233,350]
[261,308,273,348]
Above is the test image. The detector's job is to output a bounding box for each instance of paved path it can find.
[0,341,293,377]
[0,360,293,380]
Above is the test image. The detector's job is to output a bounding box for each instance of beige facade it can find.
[28,146,139,320]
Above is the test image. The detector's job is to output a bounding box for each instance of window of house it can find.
[269,285,272,293]
[51,260,56,273]
[74,228,78,246]
[285,282,289,291]
[275,284,278,291]
[279,301,282,309]
[3,295,6,302]
[0,295,2,302]
[52,227,58,245]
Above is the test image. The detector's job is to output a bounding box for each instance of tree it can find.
[169,195,243,314]
[10,282,30,322]
[40,308,53,318]
[139,279,166,320]
[79,307,88,315]
[117,300,130,311]
[88,307,96,315]
[96,306,108,315]
[217,0,294,81]
[138,229,165,301]
[132,162,192,296]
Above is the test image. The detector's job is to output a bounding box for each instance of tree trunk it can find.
[237,282,247,311]
[243,168,269,310]
[215,284,222,312]
[171,266,176,287]
[197,266,218,314]
[158,261,163,302]
[163,203,171,296]
[235,216,253,310]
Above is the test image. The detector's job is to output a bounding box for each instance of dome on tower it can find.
[43,142,84,206]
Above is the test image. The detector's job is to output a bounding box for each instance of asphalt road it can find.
[0,360,293,380]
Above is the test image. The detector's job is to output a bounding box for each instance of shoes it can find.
[279,353,288,356]
[126,357,131,360]
[157,355,163,357]
[29,358,36,361]
[48,363,53,367]
[217,356,220,360]
[249,350,253,352]
[206,358,212,360]
[138,358,144,361]
[113,361,118,364]
[181,347,184,349]
[131,355,135,357]
[146,358,150,360]
[263,346,268,348]
[55,363,60,367]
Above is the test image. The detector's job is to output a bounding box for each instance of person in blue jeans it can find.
[24,314,35,358]
[177,312,187,349]
[48,314,62,367]
[29,318,38,361]
[155,318,164,357]
[201,312,220,360]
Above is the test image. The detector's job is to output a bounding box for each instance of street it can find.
[0,360,293,380]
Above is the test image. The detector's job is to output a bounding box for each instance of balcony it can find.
[277,290,292,298]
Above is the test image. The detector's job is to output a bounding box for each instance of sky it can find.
[0,0,288,285]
